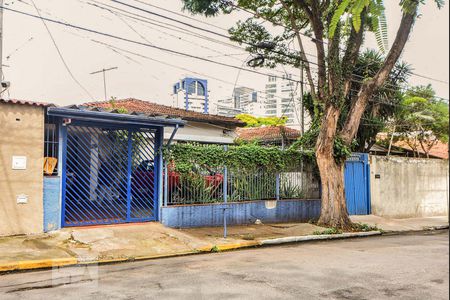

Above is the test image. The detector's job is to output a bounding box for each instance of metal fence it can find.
[164,165,320,206]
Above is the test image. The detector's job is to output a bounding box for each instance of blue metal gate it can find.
[62,124,160,227]
[345,153,371,215]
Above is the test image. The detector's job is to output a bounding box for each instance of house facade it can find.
[0,100,49,236]
[0,98,244,236]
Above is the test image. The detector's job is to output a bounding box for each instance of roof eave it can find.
[47,107,186,128]
[183,117,245,128]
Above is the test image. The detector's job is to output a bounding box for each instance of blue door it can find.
[345,153,371,215]
[62,123,160,227]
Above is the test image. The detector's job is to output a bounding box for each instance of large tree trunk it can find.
[317,152,351,229]
[315,105,353,230]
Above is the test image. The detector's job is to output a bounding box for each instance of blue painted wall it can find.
[43,177,61,232]
[161,199,321,228]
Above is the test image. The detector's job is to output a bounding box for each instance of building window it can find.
[197,82,206,96]
[44,115,59,176]
[252,92,258,102]
[187,81,196,95]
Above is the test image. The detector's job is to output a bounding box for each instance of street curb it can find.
[380,225,449,236]
[1,227,446,274]
[423,225,449,231]
[260,231,382,246]
[197,241,260,253]
[0,258,78,273]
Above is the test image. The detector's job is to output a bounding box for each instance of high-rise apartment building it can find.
[217,87,263,118]
[172,77,209,114]
[264,74,308,131]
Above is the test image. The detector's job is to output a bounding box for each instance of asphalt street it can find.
[0,231,448,300]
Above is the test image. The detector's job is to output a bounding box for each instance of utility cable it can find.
[28,0,95,100]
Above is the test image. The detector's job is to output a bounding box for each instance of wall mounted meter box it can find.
[12,156,27,170]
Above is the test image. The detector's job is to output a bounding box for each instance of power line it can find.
[232,2,450,87]
[85,0,244,51]
[80,0,450,100]
[84,0,305,78]
[130,0,229,33]
[108,0,310,64]
[6,3,448,109]
[101,0,448,100]
[6,36,33,60]
[90,40,305,105]
[28,0,95,100]
[2,5,306,84]
[87,0,303,71]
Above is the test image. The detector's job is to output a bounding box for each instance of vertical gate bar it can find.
[157,128,164,221]
[276,173,280,201]
[67,134,124,219]
[223,145,228,238]
[61,124,68,227]
[126,130,133,222]
[365,154,372,215]
[66,128,124,221]
[164,161,169,207]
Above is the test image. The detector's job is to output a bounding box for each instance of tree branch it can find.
[294,0,327,101]
[340,5,419,144]
[280,0,317,101]
[328,22,342,98]
[342,13,366,98]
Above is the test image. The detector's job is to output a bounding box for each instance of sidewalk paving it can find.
[0,215,448,273]
[351,215,449,232]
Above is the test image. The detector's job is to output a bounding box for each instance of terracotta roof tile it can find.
[237,126,301,142]
[0,99,54,107]
[84,98,244,127]
[393,140,449,160]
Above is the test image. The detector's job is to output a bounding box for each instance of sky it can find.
[2,0,449,107]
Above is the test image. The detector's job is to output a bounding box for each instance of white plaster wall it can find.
[164,121,237,144]
[370,156,449,218]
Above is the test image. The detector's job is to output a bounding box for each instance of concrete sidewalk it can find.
[0,215,447,273]
[0,222,326,272]
[351,215,449,232]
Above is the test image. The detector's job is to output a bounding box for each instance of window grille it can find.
[44,114,60,176]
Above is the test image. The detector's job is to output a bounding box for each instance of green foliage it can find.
[211,245,221,253]
[329,0,389,52]
[236,114,288,128]
[333,136,354,163]
[109,98,129,114]
[171,174,222,204]
[181,0,233,16]
[229,171,277,201]
[164,143,315,173]
[292,50,409,156]
[313,228,343,235]
[280,180,305,199]
[351,50,411,152]
[392,85,449,155]
[353,223,381,232]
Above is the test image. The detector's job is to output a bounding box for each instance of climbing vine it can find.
[164,143,315,174]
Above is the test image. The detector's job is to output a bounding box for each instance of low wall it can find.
[161,199,321,228]
[370,156,449,218]
[43,177,61,232]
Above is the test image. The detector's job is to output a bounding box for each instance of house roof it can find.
[0,98,54,107]
[237,126,302,143]
[392,140,449,160]
[84,98,245,127]
[47,105,186,128]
